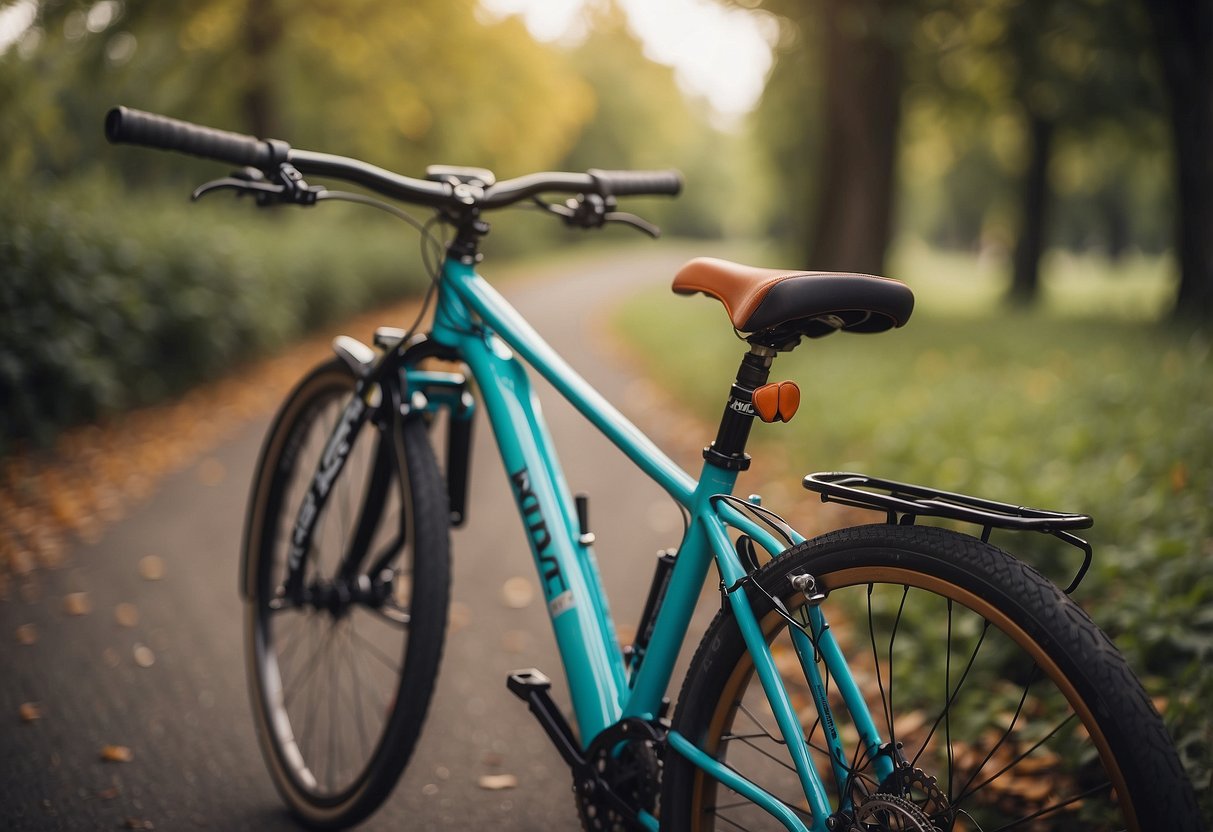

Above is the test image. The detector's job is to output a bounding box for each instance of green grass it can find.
[614,244,1212,814]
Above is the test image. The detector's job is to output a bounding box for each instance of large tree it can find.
[752,0,909,275]
[1145,0,1213,322]
[808,0,906,275]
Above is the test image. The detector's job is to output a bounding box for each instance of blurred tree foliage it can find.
[748,0,1187,313]
[903,0,1168,305]
[0,0,595,185]
[555,4,755,239]
[0,0,739,448]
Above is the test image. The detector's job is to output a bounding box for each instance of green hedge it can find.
[0,180,433,454]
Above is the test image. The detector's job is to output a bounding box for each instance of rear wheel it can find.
[243,360,450,829]
[662,524,1200,831]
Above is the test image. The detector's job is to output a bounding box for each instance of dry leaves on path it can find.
[114,603,139,628]
[100,745,133,763]
[500,577,534,609]
[138,556,164,581]
[132,644,155,668]
[63,592,91,616]
[477,773,518,791]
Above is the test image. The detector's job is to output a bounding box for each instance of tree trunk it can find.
[807,0,903,276]
[1145,0,1213,322]
[1009,114,1054,305]
[244,0,281,139]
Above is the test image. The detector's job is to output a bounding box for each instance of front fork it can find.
[279,335,475,601]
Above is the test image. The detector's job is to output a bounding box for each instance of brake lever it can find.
[532,195,661,237]
[191,176,285,202]
[192,163,323,206]
[604,211,661,239]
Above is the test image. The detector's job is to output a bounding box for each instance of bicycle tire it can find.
[662,524,1200,831]
[243,359,451,829]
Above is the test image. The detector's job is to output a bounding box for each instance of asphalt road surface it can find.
[2,243,749,830]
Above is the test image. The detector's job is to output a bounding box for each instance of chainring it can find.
[575,737,661,832]
[850,793,936,831]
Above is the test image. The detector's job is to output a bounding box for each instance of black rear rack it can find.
[803,471,1094,593]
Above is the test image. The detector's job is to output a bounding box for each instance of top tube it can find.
[431,256,698,506]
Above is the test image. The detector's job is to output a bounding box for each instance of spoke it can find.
[273,611,313,666]
[284,618,339,709]
[908,619,991,773]
[345,620,373,762]
[867,585,893,740]
[954,665,1042,801]
[706,810,750,831]
[348,625,402,674]
[298,624,336,772]
[986,780,1115,832]
[327,625,339,794]
[955,713,1078,805]
[946,599,955,800]
[732,734,799,775]
[885,585,909,753]
[709,795,814,832]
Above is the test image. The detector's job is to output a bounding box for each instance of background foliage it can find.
[0,0,1208,817]
[615,247,1212,818]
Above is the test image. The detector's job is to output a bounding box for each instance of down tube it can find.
[454,328,627,742]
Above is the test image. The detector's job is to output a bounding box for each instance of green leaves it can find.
[0,179,430,455]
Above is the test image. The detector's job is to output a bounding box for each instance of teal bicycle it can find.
[107,107,1200,831]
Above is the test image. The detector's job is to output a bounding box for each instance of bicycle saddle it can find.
[672,257,914,344]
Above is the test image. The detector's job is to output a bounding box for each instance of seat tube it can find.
[702,344,775,472]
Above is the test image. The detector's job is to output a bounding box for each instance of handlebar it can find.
[105,106,682,211]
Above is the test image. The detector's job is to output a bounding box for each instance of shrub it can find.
[0,179,432,454]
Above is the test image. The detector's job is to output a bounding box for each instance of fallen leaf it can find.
[114,603,139,628]
[19,702,42,722]
[500,577,534,609]
[100,745,133,763]
[477,773,517,791]
[500,629,529,653]
[132,644,155,668]
[448,601,472,633]
[10,547,35,576]
[138,556,165,581]
[63,592,91,616]
[197,457,226,487]
[124,818,154,829]
[16,623,37,645]
[96,786,120,800]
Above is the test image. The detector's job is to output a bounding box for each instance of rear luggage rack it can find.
[803,471,1094,593]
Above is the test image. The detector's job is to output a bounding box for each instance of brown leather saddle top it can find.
[672,257,915,340]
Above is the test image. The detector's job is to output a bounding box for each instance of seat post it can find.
[703,344,775,471]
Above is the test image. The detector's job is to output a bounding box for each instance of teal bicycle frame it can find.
[414,256,895,831]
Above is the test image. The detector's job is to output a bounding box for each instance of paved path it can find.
[1,243,742,830]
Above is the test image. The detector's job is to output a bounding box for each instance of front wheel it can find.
[243,360,451,829]
[662,524,1200,831]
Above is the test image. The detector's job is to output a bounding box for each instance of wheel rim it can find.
[689,564,1139,832]
[252,378,415,806]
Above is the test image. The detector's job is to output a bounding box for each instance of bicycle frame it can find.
[401,255,895,831]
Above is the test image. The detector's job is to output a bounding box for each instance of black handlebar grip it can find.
[105,106,281,169]
[587,168,683,197]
